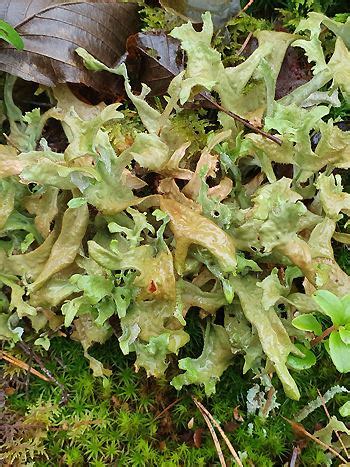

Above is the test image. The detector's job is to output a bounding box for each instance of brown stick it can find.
[235,0,255,18]
[1,351,50,382]
[203,94,282,146]
[311,325,336,347]
[193,397,243,467]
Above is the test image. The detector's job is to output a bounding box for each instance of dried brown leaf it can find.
[126,31,184,96]
[0,1,140,94]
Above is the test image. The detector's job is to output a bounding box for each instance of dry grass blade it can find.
[237,31,253,56]
[1,351,51,382]
[154,397,183,420]
[193,397,243,467]
[193,398,227,467]
[284,417,348,464]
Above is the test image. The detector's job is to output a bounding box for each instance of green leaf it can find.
[339,401,350,418]
[34,336,50,351]
[95,298,115,327]
[257,268,287,310]
[0,273,37,319]
[170,12,222,104]
[292,314,322,336]
[0,313,23,342]
[231,275,300,400]
[339,326,350,345]
[61,296,86,328]
[329,330,350,373]
[315,415,350,446]
[134,333,170,377]
[287,343,316,371]
[68,197,87,209]
[313,290,345,326]
[20,233,35,253]
[341,294,350,323]
[0,20,24,50]
[128,133,170,171]
[171,322,233,396]
[70,274,113,305]
[30,204,89,292]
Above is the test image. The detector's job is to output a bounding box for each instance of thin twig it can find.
[17,342,69,405]
[3,133,21,151]
[1,351,50,382]
[283,417,347,464]
[317,389,350,460]
[154,397,183,421]
[202,94,282,146]
[193,397,243,467]
[311,325,336,347]
[236,0,255,17]
[237,32,253,57]
[193,398,227,467]
[24,347,34,399]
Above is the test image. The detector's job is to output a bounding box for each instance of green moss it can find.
[2,334,350,465]
[139,6,184,32]
[214,15,273,67]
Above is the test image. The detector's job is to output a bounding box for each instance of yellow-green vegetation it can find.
[2,0,350,465]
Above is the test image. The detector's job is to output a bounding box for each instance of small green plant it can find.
[0,20,24,50]
[293,290,350,373]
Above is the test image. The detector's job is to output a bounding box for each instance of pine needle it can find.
[193,397,243,467]
[1,351,50,382]
[193,398,227,467]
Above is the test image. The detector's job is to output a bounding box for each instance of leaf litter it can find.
[1,1,350,464]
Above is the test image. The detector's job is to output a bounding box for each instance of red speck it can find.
[148,280,157,293]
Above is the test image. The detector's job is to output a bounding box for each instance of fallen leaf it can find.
[126,31,184,96]
[4,386,16,396]
[0,0,140,95]
[276,47,313,100]
[193,428,204,448]
[160,0,241,28]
